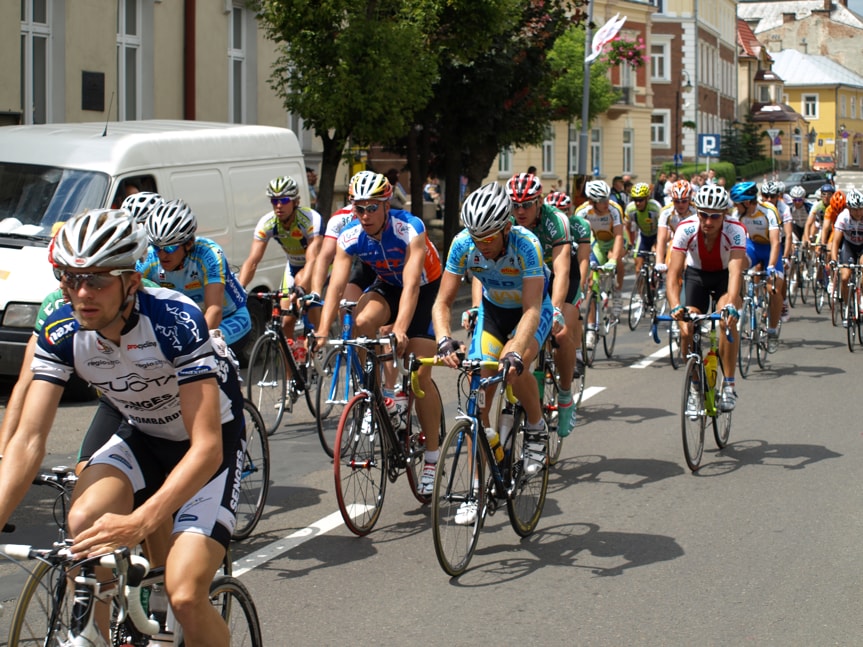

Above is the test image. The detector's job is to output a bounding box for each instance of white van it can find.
[0,120,310,375]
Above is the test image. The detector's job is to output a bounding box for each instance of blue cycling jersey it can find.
[137,237,247,320]
[337,209,442,286]
[445,225,549,308]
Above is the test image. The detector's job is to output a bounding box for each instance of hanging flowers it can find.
[603,35,648,69]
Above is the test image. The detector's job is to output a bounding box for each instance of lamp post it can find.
[674,70,693,172]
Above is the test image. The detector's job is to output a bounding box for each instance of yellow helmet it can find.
[630,182,650,199]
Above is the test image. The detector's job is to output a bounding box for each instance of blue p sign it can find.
[699,134,721,158]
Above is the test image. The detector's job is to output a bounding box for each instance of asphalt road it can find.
[2,183,863,644]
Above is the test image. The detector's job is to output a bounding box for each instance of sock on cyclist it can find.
[559,390,572,405]
[424,449,439,464]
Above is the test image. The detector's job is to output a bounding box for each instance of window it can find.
[568,124,579,176]
[228,5,247,124]
[20,0,51,124]
[498,147,512,175]
[647,0,664,12]
[758,85,771,103]
[651,112,669,147]
[803,94,818,119]
[650,43,668,81]
[840,94,847,119]
[622,129,634,175]
[117,0,141,121]
[852,96,857,119]
[590,128,601,175]
[542,126,555,175]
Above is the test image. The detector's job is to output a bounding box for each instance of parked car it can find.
[780,170,833,197]
[812,155,836,172]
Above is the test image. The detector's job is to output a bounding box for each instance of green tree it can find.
[253,0,438,216]
[547,27,616,122]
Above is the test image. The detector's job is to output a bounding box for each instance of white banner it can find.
[585,13,627,63]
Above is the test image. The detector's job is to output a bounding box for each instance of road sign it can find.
[698,134,721,158]
[673,153,683,165]
[593,166,600,176]
[766,128,780,140]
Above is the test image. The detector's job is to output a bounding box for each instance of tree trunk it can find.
[316,130,350,218]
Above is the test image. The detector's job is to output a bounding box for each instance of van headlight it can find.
[2,303,40,328]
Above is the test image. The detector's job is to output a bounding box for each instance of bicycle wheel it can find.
[832,293,843,327]
[432,420,484,577]
[333,393,387,536]
[206,575,264,647]
[583,292,598,367]
[297,349,319,419]
[232,401,271,541]
[628,274,646,330]
[756,306,769,369]
[787,260,799,307]
[669,321,683,370]
[813,266,826,313]
[602,301,617,358]
[797,261,808,305]
[846,300,856,352]
[404,379,446,504]
[245,333,287,435]
[574,327,587,408]
[505,408,549,537]
[7,561,74,646]
[711,359,732,449]
[737,302,754,379]
[681,357,705,471]
[542,360,563,466]
[316,347,363,458]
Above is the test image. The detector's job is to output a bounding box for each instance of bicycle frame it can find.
[321,300,366,409]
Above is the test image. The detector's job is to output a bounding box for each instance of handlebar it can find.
[407,354,516,404]
[326,333,400,369]
[652,310,734,344]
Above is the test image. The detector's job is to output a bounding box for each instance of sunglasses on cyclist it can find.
[53,268,135,290]
[353,203,382,215]
[471,231,502,245]
[697,210,724,220]
[513,199,538,211]
[792,198,804,203]
[152,243,183,254]
[673,198,690,204]
[270,197,293,206]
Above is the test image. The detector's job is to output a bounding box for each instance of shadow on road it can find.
[547,454,686,493]
[694,439,842,476]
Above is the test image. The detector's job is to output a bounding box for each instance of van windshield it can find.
[0,162,109,240]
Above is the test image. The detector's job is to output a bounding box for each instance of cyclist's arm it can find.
[610,224,624,261]
[311,236,338,297]
[471,274,483,306]
[0,335,38,455]
[768,227,781,270]
[830,228,844,262]
[802,213,815,245]
[666,249,685,311]
[0,379,63,531]
[783,220,793,258]
[316,246,353,343]
[431,269,462,343]
[549,243,571,309]
[511,275,543,356]
[202,282,225,330]
[577,240,591,293]
[239,238,268,287]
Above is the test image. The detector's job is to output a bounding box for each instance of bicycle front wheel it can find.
[787,260,799,307]
[316,347,364,458]
[246,333,287,435]
[628,274,645,330]
[8,561,74,646]
[232,401,271,541]
[738,303,754,379]
[542,360,563,466]
[404,379,446,504]
[432,420,484,577]
[756,307,769,369]
[505,409,549,537]
[711,359,732,449]
[669,322,683,370]
[681,357,706,471]
[846,301,857,352]
[206,575,264,647]
[333,393,387,536]
[584,292,598,367]
[602,301,617,358]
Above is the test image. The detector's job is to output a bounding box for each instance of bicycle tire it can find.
[737,303,754,379]
[797,262,808,305]
[431,420,484,577]
[7,560,74,646]
[333,393,387,536]
[298,347,319,419]
[669,322,683,370]
[204,575,264,647]
[711,357,732,449]
[628,274,645,330]
[813,266,826,313]
[404,379,446,504]
[756,307,769,370]
[602,301,617,358]
[232,401,271,541]
[584,291,598,367]
[315,347,364,458]
[846,300,856,352]
[505,408,549,537]
[574,325,587,408]
[681,356,705,472]
[787,259,799,307]
[542,358,563,466]
[246,333,287,435]
[832,293,843,327]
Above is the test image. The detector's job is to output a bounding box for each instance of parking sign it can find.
[698,134,721,158]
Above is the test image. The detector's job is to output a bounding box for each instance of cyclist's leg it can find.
[405,280,442,455]
[680,267,710,357]
[353,280,391,387]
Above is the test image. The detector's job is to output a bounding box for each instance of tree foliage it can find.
[547,27,616,122]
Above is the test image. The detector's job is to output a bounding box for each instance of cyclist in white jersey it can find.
[0,209,244,646]
[830,189,863,314]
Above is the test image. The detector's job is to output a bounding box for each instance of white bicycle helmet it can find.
[50,209,147,269]
[693,184,730,211]
[121,192,164,224]
[585,180,611,201]
[847,189,863,209]
[461,182,512,237]
[146,199,198,247]
[266,176,300,199]
[760,181,781,197]
[350,172,393,201]
[789,186,807,199]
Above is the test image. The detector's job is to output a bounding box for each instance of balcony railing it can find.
[613,86,632,105]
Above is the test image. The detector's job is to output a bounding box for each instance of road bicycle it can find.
[583,263,619,366]
[836,263,863,352]
[423,356,549,576]
[628,251,667,330]
[245,290,322,435]
[738,269,771,378]
[534,330,584,465]
[2,543,261,646]
[829,262,844,328]
[330,337,444,536]
[315,300,367,457]
[232,400,271,541]
[653,311,733,472]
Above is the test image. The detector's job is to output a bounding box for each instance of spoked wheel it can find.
[602,302,617,358]
[846,301,856,352]
[669,321,683,370]
[404,380,446,504]
[628,275,646,330]
[832,293,843,327]
[681,357,706,472]
[737,303,754,379]
[797,262,808,305]
[7,561,73,646]
[316,347,364,458]
[246,333,287,435]
[583,291,598,367]
[207,576,264,647]
[505,408,549,537]
[231,401,271,541]
[710,363,732,449]
[787,260,799,307]
[432,420,484,577]
[542,361,563,466]
[755,308,769,369]
[574,325,587,408]
[333,394,387,536]
[813,269,826,313]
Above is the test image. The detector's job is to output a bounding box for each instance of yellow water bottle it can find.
[485,427,505,463]
[705,348,718,391]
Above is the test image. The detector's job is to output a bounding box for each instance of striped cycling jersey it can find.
[337,209,442,286]
[446,225,548,308]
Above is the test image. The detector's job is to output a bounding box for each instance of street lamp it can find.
[674,70,693,172]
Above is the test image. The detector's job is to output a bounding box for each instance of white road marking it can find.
[631,341,675,369]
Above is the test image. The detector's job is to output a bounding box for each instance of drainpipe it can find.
[184,0,196,120]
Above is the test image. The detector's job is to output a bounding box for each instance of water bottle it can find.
[498,409,515,448]
[485,427,504,463]
[533,367,545,399]
[705,347,718,392]
[385,397,399,429]
[293,335,307,365]
[393,390,409,431]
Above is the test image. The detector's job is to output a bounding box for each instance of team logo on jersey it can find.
[501,266,519,276]
[134,357,166,371]
[179,365,213,378]
[45,318,76,346]
[127,341,157,351]
[184,280,203,290]
[96,338,114,354]
[86,357,121,370]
